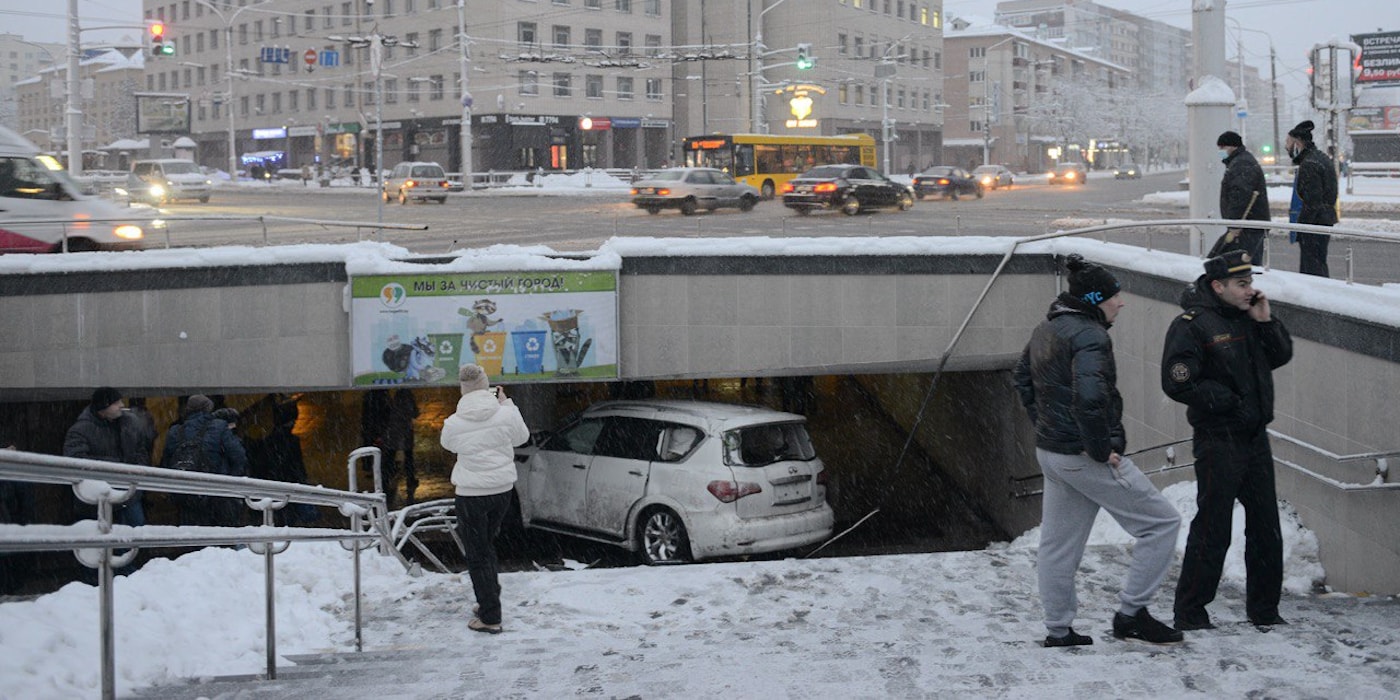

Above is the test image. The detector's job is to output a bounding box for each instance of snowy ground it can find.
[3,482,1398,699]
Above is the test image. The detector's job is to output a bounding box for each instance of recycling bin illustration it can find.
[473,331,508,376]
[427,333,464,382]
[511,330,548,375]
[542,309,591,376]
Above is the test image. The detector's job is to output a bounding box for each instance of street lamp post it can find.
[65,0,82,176]
[197,0,268,182]
[456,0,473,184]
[750,0,791,133]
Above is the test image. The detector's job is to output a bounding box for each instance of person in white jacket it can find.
[440,363,531,634]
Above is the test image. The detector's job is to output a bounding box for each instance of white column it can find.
[1187,0,1234,257]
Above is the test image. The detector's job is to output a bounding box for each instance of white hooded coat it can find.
[440,389,531,497]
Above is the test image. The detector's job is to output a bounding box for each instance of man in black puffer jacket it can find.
[1162,249,1292,630]
[1014,255,1182,648]
[1285,119,1338,277]
[1210,130,1270,261]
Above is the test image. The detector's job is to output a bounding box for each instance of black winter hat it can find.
[1065,254,1121,306]
[90,387,123,411]
[1288,120,1315,142]
[1204,249,1260,281]
[1216,130,1243,148]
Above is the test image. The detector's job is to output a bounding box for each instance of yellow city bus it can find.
[682,133,877,199]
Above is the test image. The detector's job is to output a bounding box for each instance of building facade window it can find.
[553,72,572,97]
[616,0,631,12]
[585,28,602,49]
[519,22,537,48]
[519,70,539,95]
[645,78,661,100]
[585,74,603,98]
[616,76,633,99]
[553,25,571,48]
[429,29,442,51]
[430,74,444,100]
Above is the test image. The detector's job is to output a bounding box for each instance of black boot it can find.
[1043,628,1093,647]
[1113,608,1184,644]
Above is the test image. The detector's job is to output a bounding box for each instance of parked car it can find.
[125,158,214,204]
[630,167,760,215]
[515,400,835,565]
[1047,162,1088,185]
[972,164,1015,190]
[1114,163,1142,179]
[912,166,985,200]
[382,161,450,204]
[0,126,146,252]
[781,164,914,215]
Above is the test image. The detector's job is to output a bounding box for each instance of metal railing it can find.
[0,447,404,700]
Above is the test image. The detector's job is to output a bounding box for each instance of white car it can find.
[125,158,214,204]
[516,400,834,565]
[972,164,1015,190]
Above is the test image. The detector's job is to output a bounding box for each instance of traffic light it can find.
[1261,143,1272,155]
[795,43,814,70]
[150,23,174,57]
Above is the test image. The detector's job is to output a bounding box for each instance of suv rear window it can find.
[724,422,816,467]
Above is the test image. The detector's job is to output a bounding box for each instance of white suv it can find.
[516,400,834,565]
[126,159,213,204]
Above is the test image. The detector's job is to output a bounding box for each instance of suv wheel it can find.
[637,507,691,565]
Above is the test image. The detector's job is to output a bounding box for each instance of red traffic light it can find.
[150,23,166,39]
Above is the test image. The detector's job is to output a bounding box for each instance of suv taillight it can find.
[707,480,763,503]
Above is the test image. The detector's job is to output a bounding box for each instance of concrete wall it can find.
[0,252,1394,592]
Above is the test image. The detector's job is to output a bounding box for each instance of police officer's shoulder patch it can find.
[1179,310,1199,321]
[1169,362,1191,383]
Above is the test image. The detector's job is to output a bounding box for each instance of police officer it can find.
[1161,249,1293,630]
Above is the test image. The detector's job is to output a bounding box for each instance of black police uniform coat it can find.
[1160,279,1292,437]
[1013,294,1125,463]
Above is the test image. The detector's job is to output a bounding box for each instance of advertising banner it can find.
[1355,31,1400,86]
[350,271,618,386]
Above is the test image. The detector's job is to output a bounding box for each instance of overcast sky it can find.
[7,0,1388,105]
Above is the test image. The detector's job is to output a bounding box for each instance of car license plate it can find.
[770,474,811,506]
[797,185,812,193]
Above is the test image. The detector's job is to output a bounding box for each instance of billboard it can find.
[1354,31,1400,86]
[349,271,618,386]
[135,92,192,134]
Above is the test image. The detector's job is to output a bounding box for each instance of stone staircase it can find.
[126,647,458,700]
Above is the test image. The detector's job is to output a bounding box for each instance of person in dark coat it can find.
[63,387,155,527]
[1162,249,1293,630]
[250,399,317,526]
[1211,130,1270,261]
[1013,255,1182,648]
[386,389,420,505]
[1285,120,1338,277]
[161,394,248,528]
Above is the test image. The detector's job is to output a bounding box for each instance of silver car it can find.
[382,161,450,204]
[516,400,834,565]
[631,167,760,215]
[972,164,1015,190]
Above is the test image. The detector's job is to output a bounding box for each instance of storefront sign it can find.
[252,127,287,139]
[349,271,619,385]
[611,117,641,128]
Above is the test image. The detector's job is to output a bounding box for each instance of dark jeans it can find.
[1175,429,1283,623]
[1296,231,1330,277]
[455,491,513,625]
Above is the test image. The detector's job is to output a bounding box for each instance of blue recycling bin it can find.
[511,330,547,374]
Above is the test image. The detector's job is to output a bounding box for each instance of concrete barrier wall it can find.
[0,253,1394,592]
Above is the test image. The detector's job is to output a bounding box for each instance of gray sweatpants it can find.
[1036,448,1181,636]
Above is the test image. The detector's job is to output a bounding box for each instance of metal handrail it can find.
[0,448,397,700]
[1268,429,1397,486]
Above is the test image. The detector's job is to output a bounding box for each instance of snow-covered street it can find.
[3,482,1397,698]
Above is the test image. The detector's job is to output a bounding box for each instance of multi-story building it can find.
[1,34,66,130]
[13,49,143,165]
[671,0,947,175]
[994,0,1190,94]
[943,22,1130,173]
[142,0,673,174]
[140,0,949,176]
[1225,57,1287,161]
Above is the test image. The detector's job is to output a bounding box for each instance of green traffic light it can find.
[159,44,175,56]
[1261,144,1272,153]
[797,57,813,70]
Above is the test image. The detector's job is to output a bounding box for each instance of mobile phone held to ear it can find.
[1249,291,1261,306]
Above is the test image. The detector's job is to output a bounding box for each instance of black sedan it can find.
[781,164,914,216]
[912,166,985,200]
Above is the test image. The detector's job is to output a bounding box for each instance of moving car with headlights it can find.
[913,166,985,200]
[781,164,914,215]
[0,126,145,253]
[1048,162,1088,185]
[125,158,214,204]
[972,164,1015,190]
[1114,162,1142,179]
[515,400,835,565]
[630,167,760,215]
[382,161,450,204]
